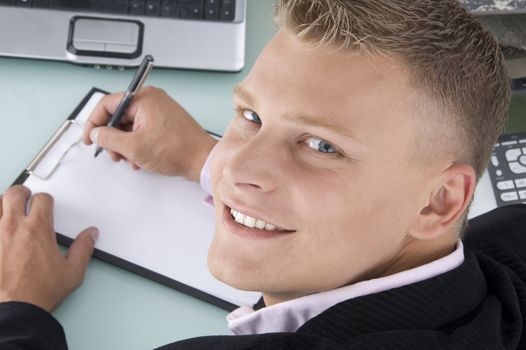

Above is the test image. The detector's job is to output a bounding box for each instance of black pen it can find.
[94,55,155,158]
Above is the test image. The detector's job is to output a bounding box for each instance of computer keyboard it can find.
[488,131,526,207]
[0,0,235,21]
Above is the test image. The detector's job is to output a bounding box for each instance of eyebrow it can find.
[233,85,355,140]
[233,85,256,106]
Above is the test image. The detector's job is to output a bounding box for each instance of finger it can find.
[131,163,141,171]
[2,186,31,218]
[83,93,136,145]
[66,227,99,285]
[27,193,54,228]
[90,126,137,160]
[109,150,124,162]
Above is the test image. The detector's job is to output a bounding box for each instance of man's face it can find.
[208,30,440,304]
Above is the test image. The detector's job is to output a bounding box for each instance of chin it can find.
[207,236,264,292]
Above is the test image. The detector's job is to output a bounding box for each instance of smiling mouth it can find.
[228,206,294,233]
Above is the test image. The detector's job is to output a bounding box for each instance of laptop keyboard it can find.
[0,0,236,21]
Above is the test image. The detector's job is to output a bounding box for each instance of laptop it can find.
[0,0,246,71]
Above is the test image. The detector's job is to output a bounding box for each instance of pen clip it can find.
[131,60,154,95]
[27,119,82,180]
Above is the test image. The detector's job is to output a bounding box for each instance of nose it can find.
[222,132,284,194]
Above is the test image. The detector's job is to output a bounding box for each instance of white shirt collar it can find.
[227,240,465,335]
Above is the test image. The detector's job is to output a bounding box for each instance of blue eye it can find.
[242,110,261,124]
[307,137,337,154]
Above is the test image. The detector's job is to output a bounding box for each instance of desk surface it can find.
[1,3,526,349]
[0,1,276,349]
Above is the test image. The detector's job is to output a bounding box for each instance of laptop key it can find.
[204,0,218,19]
[219,0,234,20]
[145,0,160,16]
[179,6,202,19]
[16,0,31,6]
[49,0,92,10]
[178,0,203,19]
[161,0,177,17]
[129,0,145,14]
[114,0,129,13]
[32,0,48,7]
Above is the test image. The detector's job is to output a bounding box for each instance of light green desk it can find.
[2,4,526,349]
[0,1,276,349]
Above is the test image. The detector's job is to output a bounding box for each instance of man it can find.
[0,0,524,349]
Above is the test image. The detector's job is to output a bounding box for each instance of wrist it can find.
[187,135,217,183]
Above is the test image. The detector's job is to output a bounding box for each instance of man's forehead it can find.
[234,31,420,145]
[234,84,355,139]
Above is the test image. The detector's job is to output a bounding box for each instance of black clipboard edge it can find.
[12,87,238,312]
[56,234,237,311]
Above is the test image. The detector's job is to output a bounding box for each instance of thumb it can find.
[90,127,136,159]
[66,227,98,287]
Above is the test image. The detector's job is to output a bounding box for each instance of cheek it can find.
[209,137,237,190]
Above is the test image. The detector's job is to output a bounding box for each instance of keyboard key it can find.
[145,0,160,16]
[497,180,515,191]
[220,0,234,20]
[520,190,526,200]
[114,0,129,13]
[220,7,234,20]
[506,148,522,162]
[204,0,219,19]
[502,140,518,146]
[520,139,526,144]
[161,0,177,17]
[491,155,499,167]
[129,0,145,14]
[49,0,92,10]
[509,162,526,174]
[16,0,31,6]
[516,178,526,188]
[101,0,129,13]
[501,191,519,202]
[496,169,503,177]
[178,0,204,18]
[179,0,202,6]
[520,155,526,167]
[32,0,48,6]
[204,7,218,19]
[179,6,202,18]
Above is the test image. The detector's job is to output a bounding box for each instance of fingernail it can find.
[90,128,100,144]
[88,227,99,243]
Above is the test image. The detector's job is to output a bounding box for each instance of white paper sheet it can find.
[23,91,261,308]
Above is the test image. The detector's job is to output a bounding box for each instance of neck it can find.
[262,234,458,307]
[379,233,458,277]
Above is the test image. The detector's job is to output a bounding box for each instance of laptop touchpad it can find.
[68,16,143,59]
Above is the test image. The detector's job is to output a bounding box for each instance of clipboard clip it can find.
[26,120,83,180]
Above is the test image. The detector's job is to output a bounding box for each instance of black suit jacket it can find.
[1,205,525,350]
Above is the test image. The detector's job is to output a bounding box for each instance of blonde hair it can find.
[274,0,511,180]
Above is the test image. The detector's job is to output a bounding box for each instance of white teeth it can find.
[265,223,276,231]
[235,212,244,224]
[255,219,266,229]
[243,216,256,228]
[230,208,281,231]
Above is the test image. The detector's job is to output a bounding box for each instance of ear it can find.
[409,163,476,240]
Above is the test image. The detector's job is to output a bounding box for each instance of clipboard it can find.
[13,87,261,311]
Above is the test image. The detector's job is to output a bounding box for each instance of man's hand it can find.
[0,186,98,312]
[83,87,217,182]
